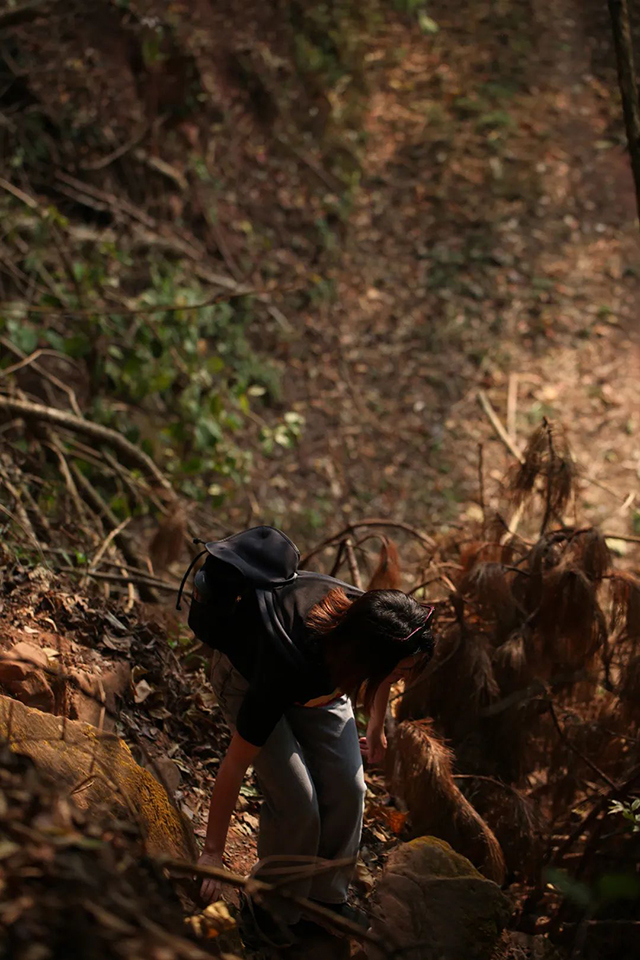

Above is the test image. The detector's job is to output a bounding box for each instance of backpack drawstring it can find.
[176,539,208,611]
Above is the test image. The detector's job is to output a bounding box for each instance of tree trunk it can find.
[608,0,640,226]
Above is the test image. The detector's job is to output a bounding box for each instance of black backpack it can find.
[176,526,300,649]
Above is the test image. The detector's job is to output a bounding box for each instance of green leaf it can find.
[597,872,640,903]
[64,334,91,358]
[544,868,592,908]
[8,321,38,354]
[418,12,439,34]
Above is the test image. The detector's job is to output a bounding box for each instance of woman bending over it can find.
[186,527,435,939]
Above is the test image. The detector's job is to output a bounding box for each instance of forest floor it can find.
[1,0,640,956]
[218,0,640,559]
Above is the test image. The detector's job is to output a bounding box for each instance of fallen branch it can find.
[58,566,181,594]
[0,396,171,491]
[0,341,83,417]
[162,858,380,946]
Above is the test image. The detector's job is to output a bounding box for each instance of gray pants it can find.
[210,651,365,916]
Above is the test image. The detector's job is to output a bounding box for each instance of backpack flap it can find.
[203,526,300,585]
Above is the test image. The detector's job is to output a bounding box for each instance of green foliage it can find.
[0,236,296,504]
[609,797,640,833]
[259,411,305,455]
[546,866,640,911]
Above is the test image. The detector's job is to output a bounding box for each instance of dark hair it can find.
[307,588,435,710]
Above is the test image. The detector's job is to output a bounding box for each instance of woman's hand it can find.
[361,721,387,765]
[198,849,225,904]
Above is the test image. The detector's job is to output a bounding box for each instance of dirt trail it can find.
[258,0,640,549]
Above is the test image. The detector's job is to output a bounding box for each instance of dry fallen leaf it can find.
[134,679,154,703]
[354,859,375,893]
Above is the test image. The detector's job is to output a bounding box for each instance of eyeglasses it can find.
[400,605,435,642]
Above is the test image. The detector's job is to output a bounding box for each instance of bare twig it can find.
[89,517,131,572]
[477,442,486,535]
[477,389,524,463]
[540,417,555,536]
[507,373,519,444]
[0,396,171,491]
[79,124,151,171]
[301,519,435,566]
[344,538,362,590]
[0,176,39,209]
[58,566,180,594]
[0,502,47,563]
[546,700,618,791]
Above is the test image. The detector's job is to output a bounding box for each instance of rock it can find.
[0,694,197,862]
[0,641,55,712]
[367,837,512,960]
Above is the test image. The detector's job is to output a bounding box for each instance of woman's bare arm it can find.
[363,677,393,764]
[199,731,260,901]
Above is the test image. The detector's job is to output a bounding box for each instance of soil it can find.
[212,0,640,561]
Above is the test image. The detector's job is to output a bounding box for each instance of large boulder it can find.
[0,694,197,861]
[367,837,512,960]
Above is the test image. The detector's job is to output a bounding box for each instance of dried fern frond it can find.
[609,573,640,642]
[366,537,402,590]
[509,423,549,503]
[619,655,640,726]
[148,503,187,572]
[494,630,529,687]
[509,421,576,523]
[457,774,542,879]
[463,634,500,708]
[568,529,611,583]
[459,540,503,573]
[538,565,603,667]
[460,562,518,639]
[391,719,506,883]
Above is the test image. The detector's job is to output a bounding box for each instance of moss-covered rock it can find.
[0,694,197,861]
[367,836,512,960]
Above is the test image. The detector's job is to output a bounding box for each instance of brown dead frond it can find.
[456,774,542,879]
[396,621,461,723]
[390,719,506,883]
[619,655,640,726]
[366,537,402,590]
[461,561,518,638]
[510,423,549,503]
[568,529,611,583]
[538,564,604,667]
[509,421,576,524]
[459,540,504,573]
[494,630,530,687]
[148,503,187,573]
[609,573,640,644]
[463,634,501,709]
